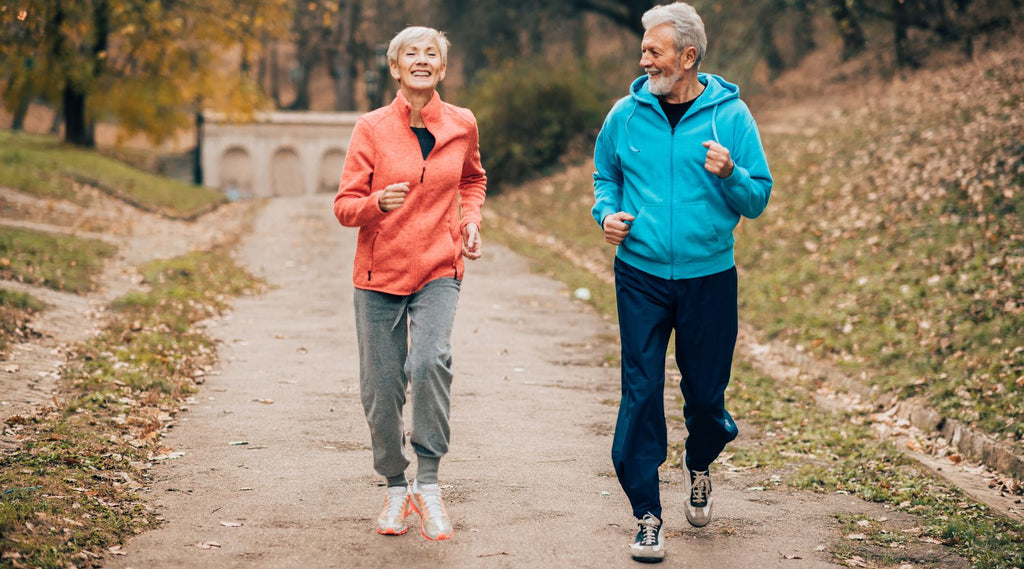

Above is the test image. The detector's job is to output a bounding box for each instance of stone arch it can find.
[219,146,254,200]
[318,147,346,194]
[271,147,304,197]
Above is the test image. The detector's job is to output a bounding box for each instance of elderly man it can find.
[592,2,773,562]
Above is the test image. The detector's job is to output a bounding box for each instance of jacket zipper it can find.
[669,122,676,279]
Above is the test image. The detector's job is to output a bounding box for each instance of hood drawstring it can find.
[710,105,720,143]
[627,92,721,153]
[626,100,641,153]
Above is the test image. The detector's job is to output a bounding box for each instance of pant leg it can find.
[674,267,739,471]
[612,258,674,520]
[405,278,461,483]
[353,287,411,480]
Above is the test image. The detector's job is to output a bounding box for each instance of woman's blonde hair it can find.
[387,26,450,66]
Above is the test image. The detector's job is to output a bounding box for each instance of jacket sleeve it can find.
[591,109,623,228]
[334,118,388,227]
[719,112,772,219]
[458,112,487,230]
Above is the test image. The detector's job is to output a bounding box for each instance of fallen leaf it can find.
[219,521,242,527]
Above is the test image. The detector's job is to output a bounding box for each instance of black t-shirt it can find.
[660,98,696,129]
[411,126,435,159]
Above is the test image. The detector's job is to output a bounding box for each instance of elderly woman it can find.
[333,26,486,542]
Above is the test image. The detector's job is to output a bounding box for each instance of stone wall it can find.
[201,111,361,199]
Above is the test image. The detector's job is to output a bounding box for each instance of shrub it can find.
[462,58,609,192]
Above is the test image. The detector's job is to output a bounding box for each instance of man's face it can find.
[639,23,683,97]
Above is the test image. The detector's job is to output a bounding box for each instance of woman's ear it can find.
[389,59,400,81]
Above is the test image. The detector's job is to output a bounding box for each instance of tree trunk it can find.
[63,84,93,147]
[893,0,912,67]
[829,0,867,59]
[759,1,786,75]
[793,0,817,59]
[270,43,282,108]
[8,76,31,131]
[193,110,204,186]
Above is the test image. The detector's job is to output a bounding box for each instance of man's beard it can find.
[647,65,682,96]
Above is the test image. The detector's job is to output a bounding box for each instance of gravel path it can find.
[99,195,903,569]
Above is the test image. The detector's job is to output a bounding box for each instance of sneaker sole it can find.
[631,552,665,563]
[376,526,408,536]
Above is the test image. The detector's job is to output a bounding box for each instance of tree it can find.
[572,0,655,36]
[827,0,868,59]
[0,0,291,148]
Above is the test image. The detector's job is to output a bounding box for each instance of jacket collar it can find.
[390,89,444,131]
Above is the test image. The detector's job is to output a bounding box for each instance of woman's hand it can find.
[462,223,482,260]
[378,182,410,212]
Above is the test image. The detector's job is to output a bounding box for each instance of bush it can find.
[462,58,610,192]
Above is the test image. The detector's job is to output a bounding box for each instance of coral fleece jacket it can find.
[334,90,487,295]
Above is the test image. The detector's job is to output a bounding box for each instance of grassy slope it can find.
[486,39,1023,453]
[0,130,224,218]
[740,43,1023,446]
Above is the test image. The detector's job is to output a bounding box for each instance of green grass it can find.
[0,130,224,218]
[0,248,263,568]
[0,226,118,293]
[736,53,1024,446]
[718,360,1024,567]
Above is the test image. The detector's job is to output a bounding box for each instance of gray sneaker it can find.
[685,467,713,527]
[630,513,665,562]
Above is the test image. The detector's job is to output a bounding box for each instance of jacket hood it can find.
[629,73,739,110]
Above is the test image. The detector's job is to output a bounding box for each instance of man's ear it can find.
[681,46,699,71]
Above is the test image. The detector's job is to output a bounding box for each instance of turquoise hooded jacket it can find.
[592,73,773,280]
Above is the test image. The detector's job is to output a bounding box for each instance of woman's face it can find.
[390,39,446,94]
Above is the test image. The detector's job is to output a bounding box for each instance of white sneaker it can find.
[630,512,665,562]
[685,467,713,527]
[376,485,411,535]
[411,481,453,541]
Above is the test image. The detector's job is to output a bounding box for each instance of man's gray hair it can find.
[387,26,451,66]
[641,2,707,66]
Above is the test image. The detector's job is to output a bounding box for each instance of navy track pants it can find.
[611,258,739,519]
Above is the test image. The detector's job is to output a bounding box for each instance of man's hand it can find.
[602,212,635,246]
[378,182,410,212]
[462,223,482,260]
[702,141,734,179]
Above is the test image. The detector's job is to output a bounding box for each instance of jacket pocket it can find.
[626,202,719,261]
[367,230,380,281]
[671,202,720,247]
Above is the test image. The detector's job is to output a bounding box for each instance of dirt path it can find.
[96,195,916,569]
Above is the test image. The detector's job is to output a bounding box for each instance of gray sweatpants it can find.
[353,277,460,487]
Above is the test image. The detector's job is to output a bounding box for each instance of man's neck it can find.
[662,75,704,105]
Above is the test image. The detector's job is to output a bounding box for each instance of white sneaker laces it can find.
[384,487,407,518]
[419,485,446,519]
[638,515,660,545]
[691,471,710,504]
